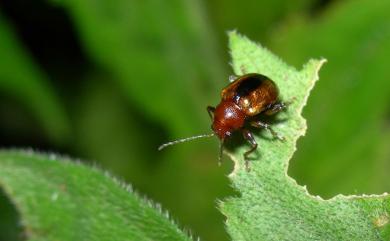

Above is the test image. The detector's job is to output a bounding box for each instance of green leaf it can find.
[0,14,70,143]
[221,32,390,240]
[0,150,191,241]
[270,0,390,197]
[73,75,155,184]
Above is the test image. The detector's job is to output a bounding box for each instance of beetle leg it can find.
[265,98,295,115]
[229,75,238,82]
[264,102,287,115]
[242,129,258,171]
[207,106,215,119]
[250,121,285,141]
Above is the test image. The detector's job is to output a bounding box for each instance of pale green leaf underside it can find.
[221,32,390,241]
[0,150,191,241]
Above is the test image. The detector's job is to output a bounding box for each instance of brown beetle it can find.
[159,73,287,169]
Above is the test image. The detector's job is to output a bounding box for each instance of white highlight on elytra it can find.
[158,133,215,151]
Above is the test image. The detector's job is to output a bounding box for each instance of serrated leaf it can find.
[270,0,390,197]
[0,150,191,241]
[221,32,390,240]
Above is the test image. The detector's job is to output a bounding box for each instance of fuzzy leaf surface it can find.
[221,32,390,241]
[0,150,191,241]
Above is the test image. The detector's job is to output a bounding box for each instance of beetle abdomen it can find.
[222,74,279,116]
[235,74,268,98]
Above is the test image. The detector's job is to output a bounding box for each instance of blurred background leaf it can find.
[0,0,389,240]
[0,14,70,145]
[0,150,192,241]
[51,0,225,136]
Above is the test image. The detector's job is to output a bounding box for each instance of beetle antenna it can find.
[158,133,215,151]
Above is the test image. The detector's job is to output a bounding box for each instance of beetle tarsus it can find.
[265,97,296,116]
[265,102,287,115]
[250,121,285,141]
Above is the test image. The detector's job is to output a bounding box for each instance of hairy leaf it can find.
[0,150,191,241]
[221,32,390,241]
[271,0,390,197]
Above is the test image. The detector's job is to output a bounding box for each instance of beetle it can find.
[159,73,287,170]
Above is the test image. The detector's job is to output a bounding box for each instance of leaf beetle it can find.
[159,72,287,170]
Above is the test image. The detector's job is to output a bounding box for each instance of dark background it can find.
[0,0,389,240]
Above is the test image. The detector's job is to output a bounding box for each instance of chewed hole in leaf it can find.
[221,31,390,241]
